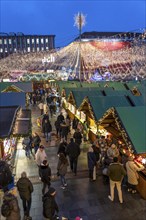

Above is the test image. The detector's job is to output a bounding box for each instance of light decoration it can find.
[97,107,135,154]
[0,28,146,81]
[74,12,86,30]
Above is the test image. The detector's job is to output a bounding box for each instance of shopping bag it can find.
[93,166,96,180]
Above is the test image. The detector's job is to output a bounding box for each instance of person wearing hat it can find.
[42,187,59,220]
[40,160,52,195]
[35,145,47,177]
[126,156,144,194]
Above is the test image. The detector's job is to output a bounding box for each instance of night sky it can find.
[1,0,146,47]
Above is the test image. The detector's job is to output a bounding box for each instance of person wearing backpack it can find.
[0,160,13,192]
[17,172,33,220]
[1,192,21,220]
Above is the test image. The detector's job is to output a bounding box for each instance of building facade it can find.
[0,33,55,58]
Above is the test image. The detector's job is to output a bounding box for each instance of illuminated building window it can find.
[37,47,39,51]
[5,48,7,52]
[0,39,2,44]
[0,48,3,52]
[27,47,30,52]
[32,39,34,43]
[41,47,44,51]
[41,38,44,43]
[36,38,39,44]
[4,39,7,44]
[9,39,11,44]
[27,39,30,44]
[46,38,48,43]
[46,46,48,50]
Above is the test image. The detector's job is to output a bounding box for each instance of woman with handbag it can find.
[126,156,144,193]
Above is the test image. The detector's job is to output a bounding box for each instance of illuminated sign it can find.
[42,54,55,64]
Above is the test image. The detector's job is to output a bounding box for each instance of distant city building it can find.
[75,31,142,41]
[0,32,55,58]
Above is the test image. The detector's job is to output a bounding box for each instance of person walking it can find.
[32,132,41,154]
[87,145,97,182]
[66,138,80,176]
[73,128,82,147]
[35,145,47,177]
[42,119,52,142]
[57,153,69,189]
[40,160,52,195]
[126,156,144,194]
[22,136,31,159]
[17,172,33,220]
[107,157,126,204]
[1,192,21,220]
[43,187,59,220]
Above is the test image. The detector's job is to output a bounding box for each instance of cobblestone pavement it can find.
[1,105,146,220]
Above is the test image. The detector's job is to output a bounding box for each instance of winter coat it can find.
[73,131,82,145]
[40,164,51,184]
[108,162,126,182]
[32,135,41,147]
[0,160,13,188]
[35,149,47,166]
[17,177,33,200]
[43,192,59,218]
[42,121,52,133]
[57,158,68,175]
[3,194,21,220]
[57,114,64,124]
[57,143,67,156]
[126,161,144,185]
[66,141,80,158]
[87,148,97,170]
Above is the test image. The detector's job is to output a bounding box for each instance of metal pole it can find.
[79,13,82,86]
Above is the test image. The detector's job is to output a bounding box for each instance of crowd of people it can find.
[0,87,145,220]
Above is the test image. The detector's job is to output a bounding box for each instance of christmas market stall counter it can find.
[0,106,20,163]
[134,155,146,200]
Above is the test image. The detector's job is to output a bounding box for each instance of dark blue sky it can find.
[1,0,145,47]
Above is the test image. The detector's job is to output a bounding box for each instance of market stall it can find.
[98,106,146,199]
[78,95,132,141]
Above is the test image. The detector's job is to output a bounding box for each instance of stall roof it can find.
[64,88,103,98]
[98,81,127,90]
[81,96,132,121]
[69,91,103,108]
[0,82,33,93]
[127,94,146,106]
[0,93,26,108]
[104,90,132,96]
[13,109,31,136]
[0,106,19,138]
[115,106,146,154]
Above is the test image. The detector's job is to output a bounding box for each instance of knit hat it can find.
[48,187,56,195]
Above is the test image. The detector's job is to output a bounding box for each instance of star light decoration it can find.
[74,12,86,30]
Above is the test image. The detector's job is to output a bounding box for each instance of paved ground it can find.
[1,105,146,220]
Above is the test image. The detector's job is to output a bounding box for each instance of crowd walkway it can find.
[1,105,146,220]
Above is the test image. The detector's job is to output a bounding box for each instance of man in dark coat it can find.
[43,187,59,220]
[73,128,82,146]
[0,160,13,192]
[17,172,33,220]
[42,119,52,142]
[32,132,41,153]
[40,160,52,195]
[66,138,80,176]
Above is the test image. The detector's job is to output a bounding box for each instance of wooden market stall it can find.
[98,106,146,199]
